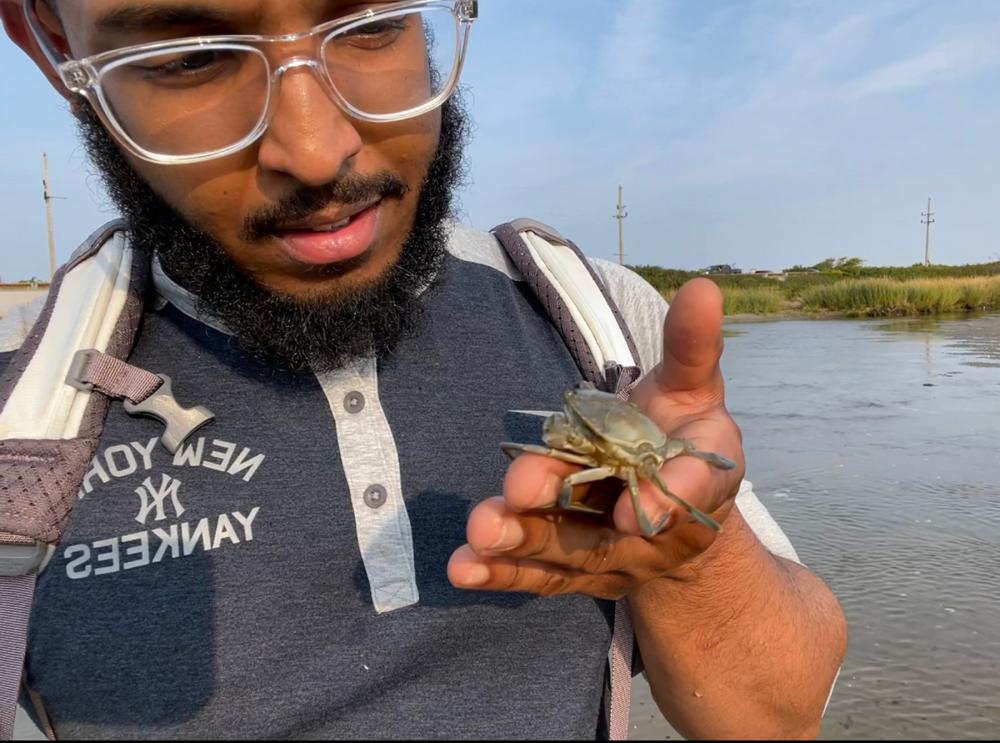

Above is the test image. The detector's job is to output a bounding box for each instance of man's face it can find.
[54,0,443,300]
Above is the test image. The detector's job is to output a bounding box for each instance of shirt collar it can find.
[151,254,233,336]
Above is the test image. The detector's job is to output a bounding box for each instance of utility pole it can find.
[42,153,60,281]
[614,185,628,266]
[921,197,935,267]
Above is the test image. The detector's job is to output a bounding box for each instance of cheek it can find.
[370,111,442,181]
[414,111,443,172]
[131,156,256,237]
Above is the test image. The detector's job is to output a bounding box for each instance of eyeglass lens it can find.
[95,6,459,158]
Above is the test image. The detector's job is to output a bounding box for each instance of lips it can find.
[274,200,382,267]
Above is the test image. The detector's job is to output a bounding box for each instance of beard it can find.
[73,94,469,373]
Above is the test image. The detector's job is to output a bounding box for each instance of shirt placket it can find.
[316,359,418,614]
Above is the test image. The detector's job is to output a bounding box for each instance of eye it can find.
[135,49,237,82]
[339,17,409,49]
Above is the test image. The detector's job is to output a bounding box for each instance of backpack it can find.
[0,219,645,741]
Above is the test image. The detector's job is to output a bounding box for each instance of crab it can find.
[502,386,736,537]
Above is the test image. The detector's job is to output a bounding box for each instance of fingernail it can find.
[490,518,525,551]
[544,472,564,502]
[458,563,491,587]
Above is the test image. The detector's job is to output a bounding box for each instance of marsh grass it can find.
[661,286,786,315]
[800,277,1000,316]
[640,264,1000,317]
[722,287,786,315]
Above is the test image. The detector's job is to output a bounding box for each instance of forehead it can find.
[61,1,372,48]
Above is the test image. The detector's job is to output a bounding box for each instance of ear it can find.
[1,0,73,100]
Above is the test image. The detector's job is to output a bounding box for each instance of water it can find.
[16,315,1000,740]
[631,314,1000,740]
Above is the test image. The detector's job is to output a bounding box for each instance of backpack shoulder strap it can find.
[0,221,146,740]
[0,222,217,739]
[492,218,643,397]
[492,218,639,741]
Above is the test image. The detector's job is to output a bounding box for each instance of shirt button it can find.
[364,485,388,510]
[344,391,366,414]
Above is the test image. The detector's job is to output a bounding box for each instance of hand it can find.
[448,279,747,599]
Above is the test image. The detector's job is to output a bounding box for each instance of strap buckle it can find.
[0,540,55,577]
[123,374,215,455]
[66,349,214,455]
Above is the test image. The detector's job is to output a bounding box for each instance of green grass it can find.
[633,263,1000,317]
[722,287,786,315]
[799,277,1000,316]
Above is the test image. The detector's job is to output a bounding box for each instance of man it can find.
[1,1,846,739]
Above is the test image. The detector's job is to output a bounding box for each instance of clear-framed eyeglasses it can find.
[24,0,478,165]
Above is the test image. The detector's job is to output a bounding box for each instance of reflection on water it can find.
[631,314,1000,740]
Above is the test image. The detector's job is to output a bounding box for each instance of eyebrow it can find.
[94,4,239,35]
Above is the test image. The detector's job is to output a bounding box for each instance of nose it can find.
[255,59,363,186]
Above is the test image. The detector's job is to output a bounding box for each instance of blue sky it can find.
[1,0,999,281]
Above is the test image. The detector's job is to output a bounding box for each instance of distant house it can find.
[0,282,50,320]
[705,264,743,275]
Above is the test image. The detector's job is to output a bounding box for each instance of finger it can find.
[447,545,632,600]
[502,452,582,511]
[466,497,663,575]
[656,278,725,395]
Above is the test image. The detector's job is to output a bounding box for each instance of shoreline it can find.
[724,310,844,324]
[723,308,1000,324]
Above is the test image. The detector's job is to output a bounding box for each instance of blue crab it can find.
[502,387,736,536]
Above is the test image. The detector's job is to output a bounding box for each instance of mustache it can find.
[241,171,410,241]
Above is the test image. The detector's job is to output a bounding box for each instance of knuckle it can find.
[597,574,630,601]
[579,533,618,575]
[520,518,555,561]
[502,562,527,592]
[537,570,571,597]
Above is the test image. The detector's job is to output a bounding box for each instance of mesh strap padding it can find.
[0,439,100,544]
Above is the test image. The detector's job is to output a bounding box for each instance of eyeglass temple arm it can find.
[22,0,72,73]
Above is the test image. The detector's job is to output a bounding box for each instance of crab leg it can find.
[685,448,737,471]
[643,466,722,533]
[500,442,598,468]
[625,468,665,538]
[665,439,737,471]
[558,467,617,513]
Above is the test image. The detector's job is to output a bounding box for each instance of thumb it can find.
[656,278,725,394]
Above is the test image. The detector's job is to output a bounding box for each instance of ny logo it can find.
[134,473,185,525]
